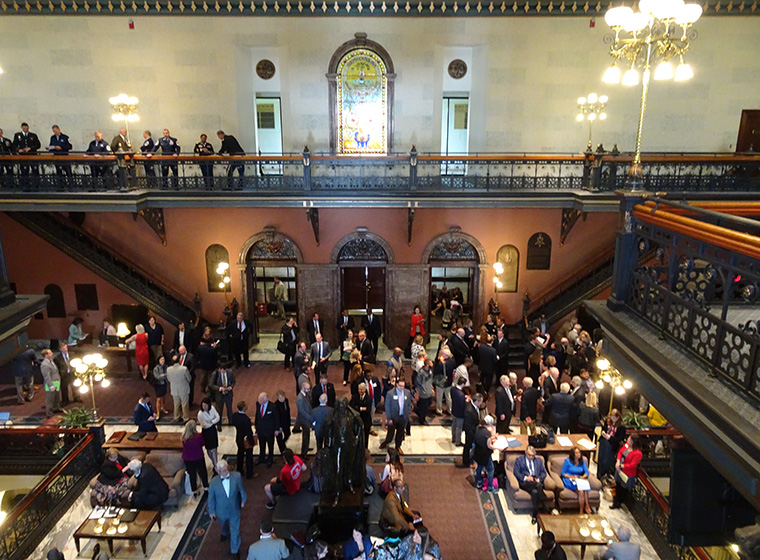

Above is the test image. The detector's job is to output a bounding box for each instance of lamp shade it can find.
[622,68,640,86]
[623,12,650,32]
[604,6,633,27]
[676,3,703,24]
[602,65,621,84]
[116,323,131,337]
[587,93,598,103]
[674,62,694,81]
[654,61,675,80]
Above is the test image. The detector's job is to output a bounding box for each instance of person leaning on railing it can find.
[84,131,112,177]
[216,130,245,178]
[0,128,13,176]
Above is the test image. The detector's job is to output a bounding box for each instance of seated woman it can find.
[343,524,373,560]
[560,446,592,514]
[379,448,404,498]
[375,526,441,560]
[92,447,131,506]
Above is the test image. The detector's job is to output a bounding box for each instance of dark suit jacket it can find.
[306,318,324,345]
[311,404,333,437]
[196,343,218,370]
[173,329,196,353]
[231,410,254,446]
[53,353,72,377]
[520,386,540,421]
[514,454,548,483]
[478,344,499,380]
[535,544,567,560]
[547,392,575,428]
[495,385,514,419]
[451,386,466,418]
[350,392,372,425]
[133,402,157,432]
[218,134,245,155]
[361,315,382,339]
[463,401,480,437]
[434,357,456,388]
[13,131,41,153]
[254,401,279,439]
[352,376,381,406]
[448,334,470,366]
[226,319,252,344]
[111,134,132,153]
[132,463,169,509]
[496,337,510,374]
[48,134,72,154]
[311,382,336,408]
[358,338,375,363]
[175,351,194,373]
[209,369,235,399]
[337,315,355,341]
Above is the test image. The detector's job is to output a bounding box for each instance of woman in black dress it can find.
[597,408,627,479]
[274,389,291,453]
[152,354,169,418]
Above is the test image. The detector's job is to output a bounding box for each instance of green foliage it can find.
[623,409,647,429]
[58,406,93,428]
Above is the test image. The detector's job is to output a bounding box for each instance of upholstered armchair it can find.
[546,453,602,511]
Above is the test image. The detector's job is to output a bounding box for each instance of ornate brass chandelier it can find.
[576,92,608,149]
[601,0,702,189]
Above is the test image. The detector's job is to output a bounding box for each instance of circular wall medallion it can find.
[448,59,468,79]
[256,59,276,80]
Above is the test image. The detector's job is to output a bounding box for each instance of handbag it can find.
[276,333,287,354]
[243,434,257,450]
[528,433,547,448]
[379,476,393,495]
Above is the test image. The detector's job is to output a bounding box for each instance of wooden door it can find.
[737,110,760,152]
[342,267,368,311]
[245,265,260,343]
[366,267,386,310]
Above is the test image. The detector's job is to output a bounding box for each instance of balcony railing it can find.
[0,149,757,194]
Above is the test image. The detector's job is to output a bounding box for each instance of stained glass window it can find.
[336,49,388,154]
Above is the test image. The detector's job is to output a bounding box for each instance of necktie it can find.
[238,321,242,331]
[180,355,185,366]
[319,343,323,360]
[223,372,227,386]
[368,382,373,399]
[528,460,534,476]
[261,403,266,417]
[315,320,320,334]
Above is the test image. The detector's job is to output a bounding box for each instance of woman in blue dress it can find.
[561,446,592,514]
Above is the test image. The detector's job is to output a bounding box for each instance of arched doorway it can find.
[238,227,304,339]
[423,227,487,334]
[331,229,394,346]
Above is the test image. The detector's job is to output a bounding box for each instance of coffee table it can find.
[537,513,617,559]
[74,509,162,557]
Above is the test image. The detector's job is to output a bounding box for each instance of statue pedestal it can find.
[317,491,366,542]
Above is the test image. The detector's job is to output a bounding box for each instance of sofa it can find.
[546,453,602,511]
[503,454,556,513]
[89,450,186,508]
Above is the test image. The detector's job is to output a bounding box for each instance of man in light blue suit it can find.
[208,459,247,560]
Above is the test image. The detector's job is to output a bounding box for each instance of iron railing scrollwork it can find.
[0,430,100,560]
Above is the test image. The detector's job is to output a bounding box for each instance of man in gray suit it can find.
[296,381,316,458]
[309,332,332,377]
[208,460,247,560]
[41,349,61,418]
[380,377,412,453]
[166,356,191,423]
[596,525,641,560]
[246,520,288,560]
[311,393,333,450]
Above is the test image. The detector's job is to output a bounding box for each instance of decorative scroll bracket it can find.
[306,207,320,246]
[560,207,587,246]
[132,208,166,246]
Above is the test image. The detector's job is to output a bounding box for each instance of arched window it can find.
[526,232,552,270]
[205,244,231,292]
[328,33,396,154]
[44,284,66,318]
[495,245,519,293]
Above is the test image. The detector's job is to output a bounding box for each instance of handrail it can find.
[599,153,760,163]
[1,431,94,527]
[642,199,760,229]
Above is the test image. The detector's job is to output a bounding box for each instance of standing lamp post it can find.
[601,0,702,190]
[576,93,608,149]
[109,94,140,146]
[595,356,633,416]
[492,262,504,292]
[69,354,110,421]
[217,261,231,309]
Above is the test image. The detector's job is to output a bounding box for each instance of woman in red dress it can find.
[409,305,425,349]
[125,324,150,380]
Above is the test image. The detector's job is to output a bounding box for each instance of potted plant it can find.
[623,409,648,429]
[58,406,93,428]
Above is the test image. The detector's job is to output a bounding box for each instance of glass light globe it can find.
[216,267,224,275]
[116,323,131,337]
[73,378,82,387]
[674,62,694,81]
[654,61,674,80]
[623,12,650,32]
[599,113,607,120]
[82,355,95,365]
[79,385,89,394]
[604,5,633,27]
[127,96,138,105]
[219,282,225,289]
[602,373,611,383]
[595,380,604,389]
[493,277,500,284]
[602,66,621,84]
[576,114,585,122]
[496,281,503,289]
[599,95,608,103]
[588,113,597,121]
[70,358,83,368]
[676,2,702,24]
[94,373,103,382]
[111,114,121,122]
[623,379,633,389]
[577,96,587,105]
[223,277,230,283]
[622,69,640,86]
[587,93,598,104]
[615,385,626,395]
[652,0,686,20]
[76,364,89,374]
[597,358,610,370]
[493,262,504,273]
[96,358,108,369]
[101,379,111,388]
[92,353,102,361]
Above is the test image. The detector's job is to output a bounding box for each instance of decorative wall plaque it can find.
[526,232,552,270]
[447,59,468,79]
[256,59,276,80]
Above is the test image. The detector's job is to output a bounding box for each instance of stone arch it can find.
[330,228,396,264]
[326,32,397,154]
[422,226,487,265]
[238,227,304,265]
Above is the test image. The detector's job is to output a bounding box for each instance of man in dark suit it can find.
[535,531,567,560]
[450,377,467,445]
[514,446,549,523]
[209,364,235,426]
[0,128,14,176]
[336,309,355,343]
[173,322,196,353]
[519,377,540,435]
[496,328,510,377]
[54,342,80,406]
[357,330,375,364]
[175,345,196,406]
[546,382,575,433]
[361,308,382,356]
[532,313,550,336]
[111,127,132,153]
[195,339,218,398]
[280,317,299,370]
[48,125,73,177]
[231,401,256,479]
[296,382,316,457]
[133,392,157,432]
[306,312,324,345]
[311,393,333,450]
[460,392,483,468]
[495,374,515,434]
[140,130,155,177]
[254,393,279,468]
[292,341,308,393]
[352,367,380,435]
[227,312,252,368]
[311,372,336,408]
[216,130,245,177]
[448,328,470,366]
[542,367,560,426]
[127,458,169,510]
[13,122,41,176]
[309,332,332,377]
[380,377,412,453]
[478,337,499,394]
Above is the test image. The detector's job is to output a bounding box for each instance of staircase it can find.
[527,247,657,327]
[8,211,205,326]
